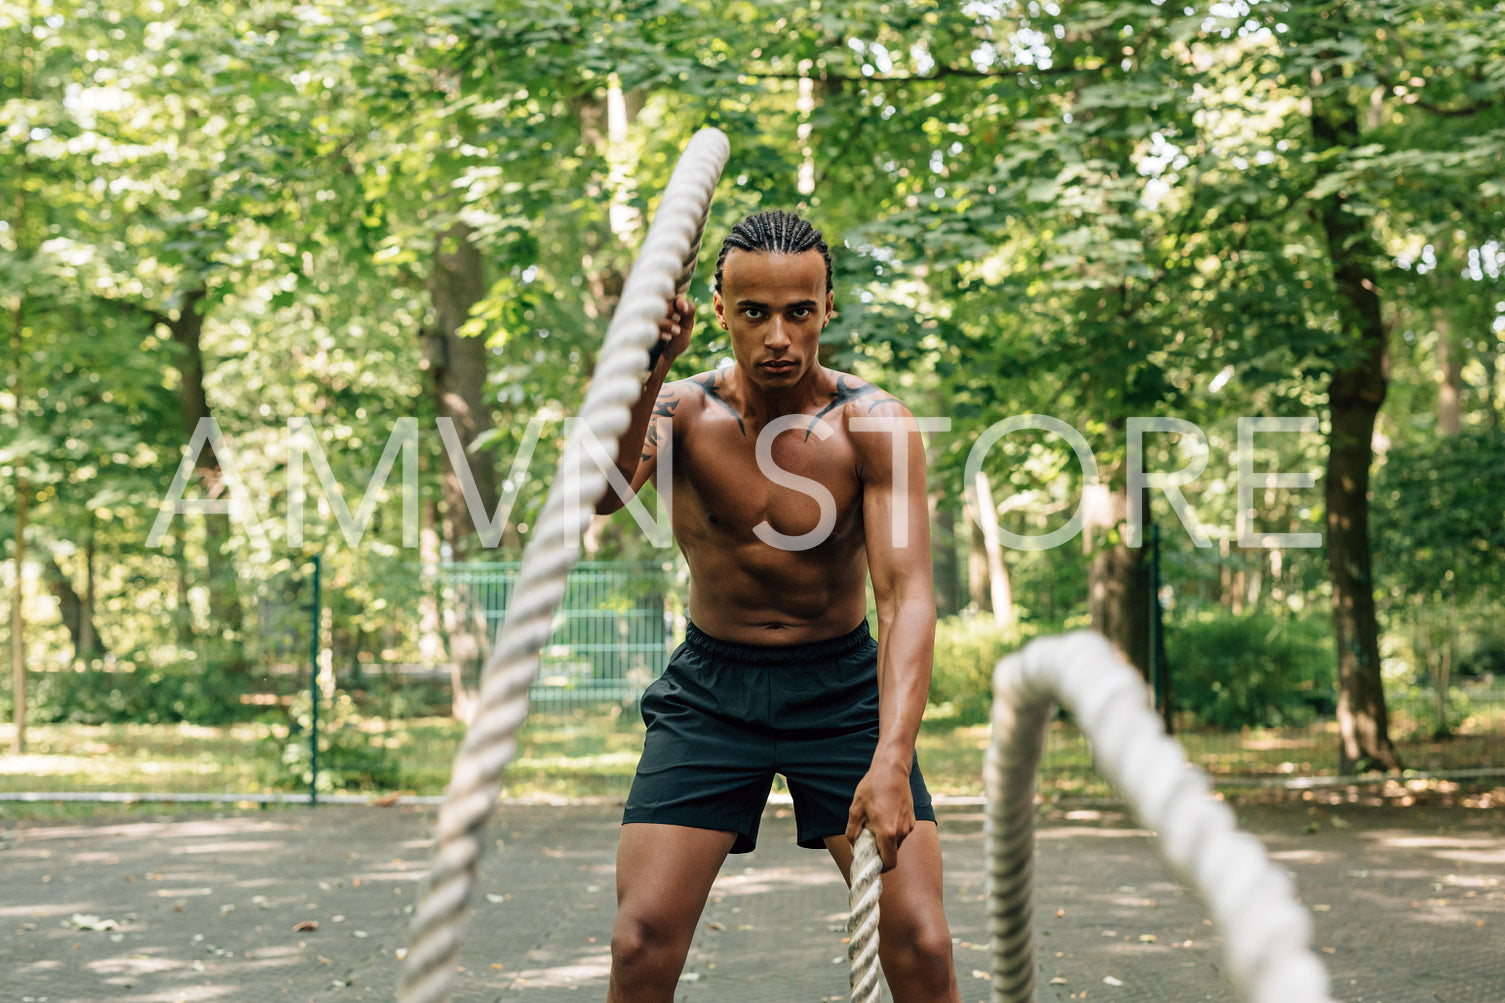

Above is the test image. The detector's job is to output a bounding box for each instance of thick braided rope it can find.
[985,630,1335,1003]
[397,128,730,1003]
[847,829,883,1002]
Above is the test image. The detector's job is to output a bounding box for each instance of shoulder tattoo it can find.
[807,375,897,440]
[689,372,746,436]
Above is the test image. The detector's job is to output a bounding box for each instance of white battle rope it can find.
[397,127,730,1003]
[848,828,883,1002]
[985,630,1336,1003]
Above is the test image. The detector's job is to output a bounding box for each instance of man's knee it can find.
[882,910,956,988]
[610,912,685,974]
[905,917,954,966]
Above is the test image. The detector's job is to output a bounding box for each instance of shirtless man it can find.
[596,209,959,1002]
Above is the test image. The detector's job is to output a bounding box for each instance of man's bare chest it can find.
[672,416,863,542]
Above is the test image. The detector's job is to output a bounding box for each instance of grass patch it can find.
[3,695,1502,821]
[366,710,649,798]
[0,721,272,794]
[0,799,275,825]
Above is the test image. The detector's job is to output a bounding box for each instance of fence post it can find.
[1149,524,1172,734]
[309,553,322,806]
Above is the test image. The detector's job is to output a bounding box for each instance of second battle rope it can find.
[985,630,1336,1003]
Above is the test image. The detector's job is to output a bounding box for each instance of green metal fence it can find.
[3,550,1501,805]
[0,559,678,804]
[436,560,674,711]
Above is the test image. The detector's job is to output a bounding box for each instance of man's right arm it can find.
[596,296,693,516]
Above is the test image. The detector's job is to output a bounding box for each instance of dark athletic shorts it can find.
[623,620,935,853]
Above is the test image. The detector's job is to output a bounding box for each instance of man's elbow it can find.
[596,476,637,516]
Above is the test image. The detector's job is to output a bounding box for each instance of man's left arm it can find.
[847,402,936,872]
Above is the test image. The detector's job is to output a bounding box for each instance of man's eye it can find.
[792,308,812,319]
[744,309,763,319]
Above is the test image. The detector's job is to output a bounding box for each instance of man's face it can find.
[713,249,834,391]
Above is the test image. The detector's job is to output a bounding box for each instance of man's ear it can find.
[713,290,725,327]
[825,291,837,324]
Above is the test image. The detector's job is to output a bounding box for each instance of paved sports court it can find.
[2,799,1501,1001]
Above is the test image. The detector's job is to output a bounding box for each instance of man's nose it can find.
[766,318,792,348]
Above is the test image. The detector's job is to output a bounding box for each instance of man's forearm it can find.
[872,596,936,770]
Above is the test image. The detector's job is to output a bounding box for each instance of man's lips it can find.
[760,360,796,372]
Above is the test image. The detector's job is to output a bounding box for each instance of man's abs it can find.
[681,536,869,645]
[663,373,876,644]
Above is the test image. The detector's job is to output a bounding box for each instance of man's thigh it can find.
[615,823,738,931]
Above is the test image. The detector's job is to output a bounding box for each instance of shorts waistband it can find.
[683,620,872,665]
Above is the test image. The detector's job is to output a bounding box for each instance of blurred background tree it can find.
[0,0,1500,777]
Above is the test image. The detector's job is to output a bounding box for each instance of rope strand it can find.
[848,829,883,1002]
[985,630,1337,1003]
[397,128,729,1003]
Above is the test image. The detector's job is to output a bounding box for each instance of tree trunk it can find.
[80,528,97,662]
[9,483,26,753]
[424,224,499,560]
[171,529,196,646]
[1084,478,1152,681]
[1481,333,1500,432]
[972,471,1015,627]
[423,225,496,718]
[42,550,107,666]
[1433,594,1455,739]
[966,501,993,615]
[1323,326,1401,778]
[1089,540,1152,682]
[578,83,641,337]
[1311,95,1403,774]
[605,76,643,246]
[8,0,33,754]
[1436,311,1462,435]
[1089,546,1152,680]
[418,499,444,667]
[45,553,76,658]
[931,496,962,617]
[163,287,246,653]
[797,59,817,196]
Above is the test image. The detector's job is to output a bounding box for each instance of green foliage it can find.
[258,691,404,794]
[1387,685,1477,743]
[1373,430,1505,599]
[0,662,264,727]
[349,673,449,721]
[2,0,1503,759]
[1167,611,1338,730]
[927,615,1060,725]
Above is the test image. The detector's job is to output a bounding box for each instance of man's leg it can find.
[608,822,738,1003]
[825,821,960,1003]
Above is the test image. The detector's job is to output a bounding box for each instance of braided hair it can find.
[714,209,833,294]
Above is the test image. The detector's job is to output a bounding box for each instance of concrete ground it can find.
[1,798,1501,1002]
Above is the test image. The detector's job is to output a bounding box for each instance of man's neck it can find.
[726,364,829,424]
